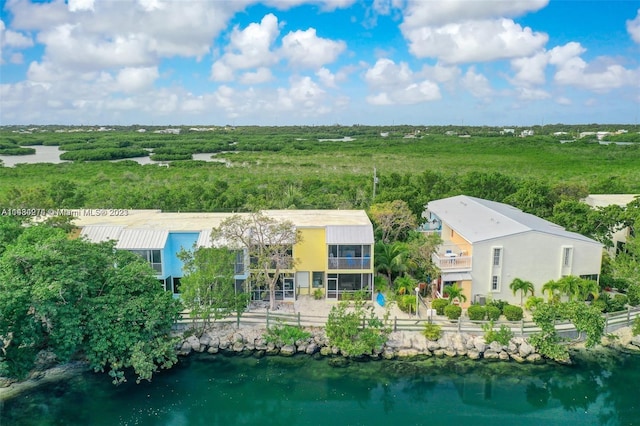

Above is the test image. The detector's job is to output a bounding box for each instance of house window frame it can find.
[492,247,502,267]
[491,275,500,292]
[562,246,573,267]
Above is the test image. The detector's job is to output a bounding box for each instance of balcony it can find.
[431,251,472,271]
[328,256,371,270]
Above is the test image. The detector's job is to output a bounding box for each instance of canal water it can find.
[2,351,639,425]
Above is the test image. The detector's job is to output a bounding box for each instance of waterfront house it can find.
[75,209,374,302]
[423,195,603,307]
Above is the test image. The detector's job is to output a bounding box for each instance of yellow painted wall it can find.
[295,228,327,271]
[294,228,327,295]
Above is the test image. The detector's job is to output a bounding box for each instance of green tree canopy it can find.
[211,212,300,310]
[0,224,182,384]
[368,200,418,243]
[178,246,245,335]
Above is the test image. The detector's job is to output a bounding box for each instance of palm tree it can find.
[443,283,467,304]
[576,278,600,302]
[557,276,582,302]
[509,278,535,307]
[542,279,562,303]
[375,242,410,287]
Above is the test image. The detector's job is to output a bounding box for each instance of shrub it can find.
[482,322,513,346]
[627,284,640,306]
[591,298,608,313]
[613,278,630,293]
[313,288,324,300]
[467,304,486,321]
[422,322,442,341]
[487,299,508,314]
[444,304,462,320]
[633,316,640,336]
[486,305,501,321]
[607,294,628,313]
[263,320,311,346]
[503,304,524,321]
[432,298,449,316]
[524,296,544,311]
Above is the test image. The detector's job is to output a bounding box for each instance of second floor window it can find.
[492,248,502,267]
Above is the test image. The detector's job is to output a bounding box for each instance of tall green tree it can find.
[178,246,242,335]
[509,278,535,307]
[0,224,182,383]
[212,212,300,310]
[368,200,417,243]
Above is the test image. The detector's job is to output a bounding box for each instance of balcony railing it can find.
[432,253,472,271]
[328,257,371,270]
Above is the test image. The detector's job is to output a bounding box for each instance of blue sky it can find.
[1,0,639,126]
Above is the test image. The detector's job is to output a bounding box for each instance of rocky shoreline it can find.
[3,325,639,402]
[177,323,548,363]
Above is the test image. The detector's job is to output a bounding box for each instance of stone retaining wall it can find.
[176,324,547,363]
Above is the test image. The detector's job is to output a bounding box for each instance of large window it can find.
[328,245,372,269]
[326,273,372,299]
[130,249,162,273]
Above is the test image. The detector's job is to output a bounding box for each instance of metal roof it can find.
[80,226,124,243]
[427,195,600,245]
[326,225,374,244]
[583,194,639,208]
[115,229,169,250]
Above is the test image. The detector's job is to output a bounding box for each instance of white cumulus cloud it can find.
[364,58,441,104]
[211,14,280,81]
[627,9,640,44]
[281,28,346,68]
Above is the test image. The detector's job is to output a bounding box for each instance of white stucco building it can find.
[423,195,603,306]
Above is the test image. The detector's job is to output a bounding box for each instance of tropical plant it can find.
[263,320,311,346]
[509,278,535,307]
[396,294,416,314]
[177,246,238,336]
[325,293,390,357]
[627,284,640,306]
[482,322,513,346]
[443,283,467,304]
[431,298,449,316]
[422,322,442,341]
[542,279,562,303]
[524,296,544,311]
[0,224,182,383]
[632,316,640,336]
[394,275,417,295]
[375,241,411,286]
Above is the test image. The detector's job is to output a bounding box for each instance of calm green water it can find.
[2,351,639,426]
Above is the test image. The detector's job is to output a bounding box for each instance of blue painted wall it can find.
[163,232,199,278]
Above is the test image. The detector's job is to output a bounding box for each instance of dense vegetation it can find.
[0,218,182,384]
[1,125,639,221]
